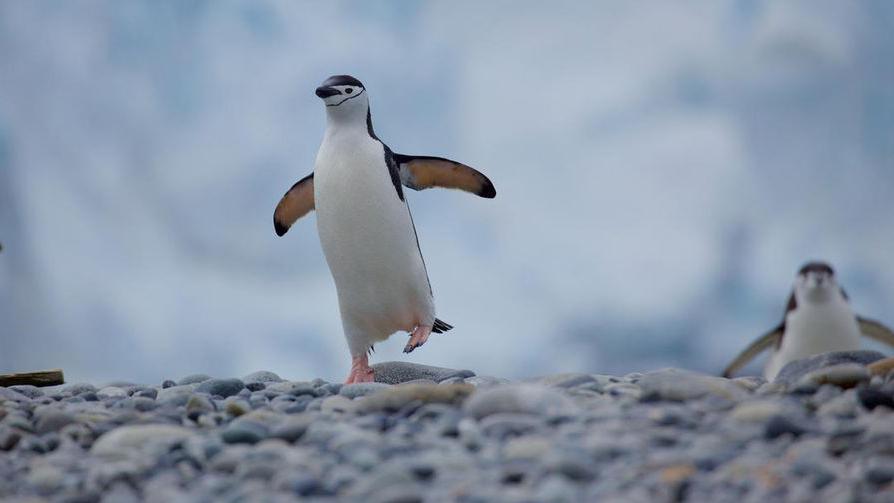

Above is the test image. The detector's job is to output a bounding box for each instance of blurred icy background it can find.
[1,1,893,384]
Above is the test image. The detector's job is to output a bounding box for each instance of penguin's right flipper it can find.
[858,317,894,348]
[722,325,783,378]
[274,173,315,236]
[394,154,496,198]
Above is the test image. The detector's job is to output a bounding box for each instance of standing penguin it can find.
[723,261,894,380]
[274,75,496,383]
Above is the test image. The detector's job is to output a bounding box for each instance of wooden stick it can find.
[0,369,65,388]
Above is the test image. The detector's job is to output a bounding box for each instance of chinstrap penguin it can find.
[274,75,496,384]
[723,261,894,380]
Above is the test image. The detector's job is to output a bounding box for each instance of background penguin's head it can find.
[315,75,368,120]
[794,261,842,304]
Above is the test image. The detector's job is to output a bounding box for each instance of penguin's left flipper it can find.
[858,317,894,347]
[394,154,496,198]
[274,173,314,236]
[722,324,783,378]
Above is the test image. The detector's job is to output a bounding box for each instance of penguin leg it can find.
[345,354,375,384]
[404,324,433,354]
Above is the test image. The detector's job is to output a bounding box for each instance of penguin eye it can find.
[345,88,353,94]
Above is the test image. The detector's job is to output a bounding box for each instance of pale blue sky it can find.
[1,1,892,383]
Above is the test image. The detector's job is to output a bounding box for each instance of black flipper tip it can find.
[274,219,289,237]
[478,180,496,199]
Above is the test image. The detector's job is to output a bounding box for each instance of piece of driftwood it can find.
[0,369,65,387]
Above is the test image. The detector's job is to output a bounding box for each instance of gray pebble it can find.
[480,413,542,439]
[155,385,195,407]
[638,369,748,402]
[0,426,22,450]
[270,414,316,443]
[372,361,476,384]
[266,381,317,397]
[857,386,894,411]
[465,375,511,387]
[865,460,894,485]
[245,382,265,392]
[186,395,216,420]
[321,395,358,414]
[544,448,597,482]
[796,364,870,390]
[34,409,76,434]
[604,382,642,400]
[242,371,283,384]
[464,384,577,419]
[97,386,127,399]
[775,350,885,387]
[0,387,30,402]
[764,414,807,439]
[535,373,597,388]
[178,374,213,385]
[127,396,158,412]
[27,465,65,495]
[133,388,158,399]
[91,424,195,459]
[221,421,268,444]
[195,378,245,398]
[9,385,43,399]
[62,383,96,395]
[340,382,391,399]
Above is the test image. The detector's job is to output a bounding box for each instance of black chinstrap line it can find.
[326,88,366,107]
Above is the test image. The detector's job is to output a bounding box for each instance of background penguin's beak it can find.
[315,86,340,98]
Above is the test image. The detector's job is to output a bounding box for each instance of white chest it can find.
[782,302,861,354]
[313,128,398,220]
[766,300,861,379]
[310,126,433,336]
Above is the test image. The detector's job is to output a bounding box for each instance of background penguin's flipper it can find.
[722,325,783,378]
[273,173,315,236]
[393,154,496,198]
[858,317,894,348]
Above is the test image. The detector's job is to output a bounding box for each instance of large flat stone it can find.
[774,351,885,387]
[371,362,475,384]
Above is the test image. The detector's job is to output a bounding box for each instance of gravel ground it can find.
[1,352,894,502]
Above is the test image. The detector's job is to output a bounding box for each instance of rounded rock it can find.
[178,374,213,385]
[34,410,77,434]
[321,395,358,414]
[242,371,283,384]
[195,378,245,398]
[221,421,268,445]
[186,395,216,420]
[774,350,884,386]
[156,385,195,407]
[730,400,787,422]
[97,386,127,400]
[796,364,870,390]
[857,386,894,411]
[91,424,195,459]
[463,384,577,419]
[764,415,807,439]
[339,382,392,399]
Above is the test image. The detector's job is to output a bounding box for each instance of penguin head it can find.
[315,75,368,120]
[794,261,841,304]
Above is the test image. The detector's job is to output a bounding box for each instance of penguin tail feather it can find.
[432,318,453,334]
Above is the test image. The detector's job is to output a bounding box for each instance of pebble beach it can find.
[2,352,894,502]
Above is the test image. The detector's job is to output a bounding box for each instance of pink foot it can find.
[404,324,433,354]
[345,354,375,384]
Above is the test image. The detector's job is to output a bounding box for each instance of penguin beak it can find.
[315,86,340,99]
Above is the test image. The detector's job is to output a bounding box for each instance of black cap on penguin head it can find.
[321,75,364,88]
